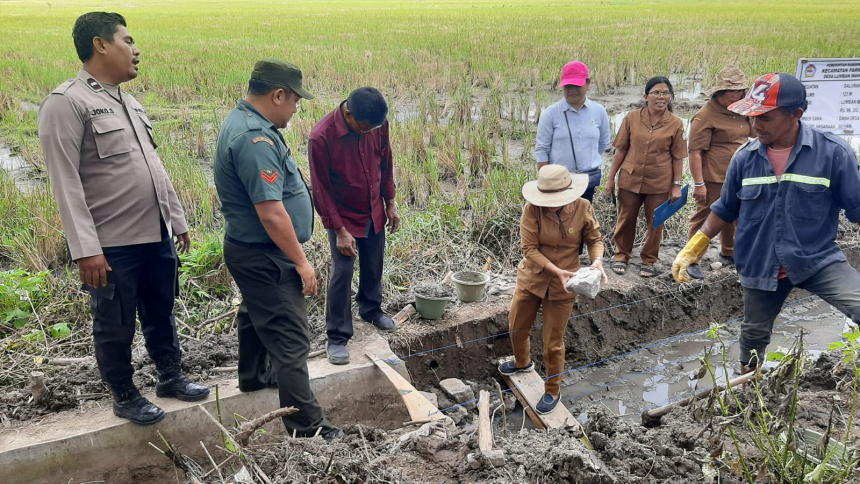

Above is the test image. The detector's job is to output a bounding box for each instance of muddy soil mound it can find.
[183,350,858,483]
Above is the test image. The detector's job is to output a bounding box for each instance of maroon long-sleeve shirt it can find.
[308,102,395,237]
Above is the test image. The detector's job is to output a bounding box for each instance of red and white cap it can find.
[728,72,807,116]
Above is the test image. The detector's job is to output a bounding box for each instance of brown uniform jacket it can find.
[38,69,187,260]
[688,98,752,183]
[613,107,688,194]
[516,200,604,300]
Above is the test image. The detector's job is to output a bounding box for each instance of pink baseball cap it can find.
[559,61,590,87]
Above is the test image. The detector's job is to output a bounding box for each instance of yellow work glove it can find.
[672,231,711,283]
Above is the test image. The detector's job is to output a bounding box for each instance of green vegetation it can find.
[1,0,859,372]
[697,327,860,483]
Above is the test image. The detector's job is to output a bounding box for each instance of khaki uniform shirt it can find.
[613,108,688,194]
[38,69,187,260]
[516,200,604,300]
[688,98,753,183]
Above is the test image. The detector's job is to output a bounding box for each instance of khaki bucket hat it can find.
[521,165,588,207]
[704,65,748,97]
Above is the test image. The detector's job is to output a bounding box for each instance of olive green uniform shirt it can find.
[38,69,188,260]
[214,100,313,244]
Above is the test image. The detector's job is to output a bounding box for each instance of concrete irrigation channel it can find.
[2,239,859,482]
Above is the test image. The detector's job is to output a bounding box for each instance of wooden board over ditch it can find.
[499,357,580,431]
[367,353,447,423]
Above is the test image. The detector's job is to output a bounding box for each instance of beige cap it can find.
[704,65,748,97]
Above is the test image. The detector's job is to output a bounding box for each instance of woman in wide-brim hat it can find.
[499,165,607,415]
[684,65,752,279]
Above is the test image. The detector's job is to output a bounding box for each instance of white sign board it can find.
[796,58,860,136]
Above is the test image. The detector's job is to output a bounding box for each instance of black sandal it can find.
[611,261,627,275]
[639,265,657,278]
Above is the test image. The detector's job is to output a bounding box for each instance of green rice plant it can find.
[697,325,860,483]
[828,329,860,478]
[178,236,232,306]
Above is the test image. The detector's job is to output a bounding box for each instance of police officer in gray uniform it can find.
[37,12,209,425]
[214,59,341,440]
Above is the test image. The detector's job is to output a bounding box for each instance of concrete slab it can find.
[0,322,410,484]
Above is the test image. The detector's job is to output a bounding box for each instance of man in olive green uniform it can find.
[214,59,340,440]
[37,12,209,426]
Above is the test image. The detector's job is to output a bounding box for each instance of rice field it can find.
[1,0,860,347]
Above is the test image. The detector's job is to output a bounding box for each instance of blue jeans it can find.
[741,260,860,367]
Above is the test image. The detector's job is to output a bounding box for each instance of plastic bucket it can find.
[451,271,490,303]
[414,293,448,320]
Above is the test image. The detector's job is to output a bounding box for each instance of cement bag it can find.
[565,267,602,299]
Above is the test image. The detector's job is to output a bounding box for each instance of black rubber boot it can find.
[110,383,164,425]
[156,363,210,402]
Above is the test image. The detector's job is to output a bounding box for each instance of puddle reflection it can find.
[528,298,853,429]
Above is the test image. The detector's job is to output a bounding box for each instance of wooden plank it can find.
[366,353,446,423]
[477,390,492,454]
[499,357,579,430]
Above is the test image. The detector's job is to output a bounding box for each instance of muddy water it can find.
[566,298,851,420]
[0,142,36,190]
[505,297,854,430]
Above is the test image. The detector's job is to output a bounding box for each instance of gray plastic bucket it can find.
[451,271,490,303]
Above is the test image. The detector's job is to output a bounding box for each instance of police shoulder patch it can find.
[251,136,275,146]
[85,78,104,92]
[261,169,278,184]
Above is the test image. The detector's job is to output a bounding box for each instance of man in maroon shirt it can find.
[309,87,400,365]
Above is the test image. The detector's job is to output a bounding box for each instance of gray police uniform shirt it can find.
[38,69,188,260]
[214,99,313,245]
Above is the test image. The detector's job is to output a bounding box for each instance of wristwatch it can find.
[673,180,683,186]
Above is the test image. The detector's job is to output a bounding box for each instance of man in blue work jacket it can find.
[672,72,860,373]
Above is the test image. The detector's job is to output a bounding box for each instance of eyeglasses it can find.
[357,123,383,134]
[648,91,672,98]
[359,125,382,134]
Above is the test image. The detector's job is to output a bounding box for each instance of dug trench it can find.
[394,242,860,398]
[2,244,860,483]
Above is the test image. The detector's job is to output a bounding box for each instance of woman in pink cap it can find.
[535,61,611,205]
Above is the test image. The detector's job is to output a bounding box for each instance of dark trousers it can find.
[578,183,598,255]
[326,225,385,346]
[740,260,860,367]
[581,185,597,205]
[89,234,181,386]
[224,238,334,436]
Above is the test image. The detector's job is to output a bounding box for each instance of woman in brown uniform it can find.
[684,66,751,279]
[499,165,607,414]
[606,76,688,277]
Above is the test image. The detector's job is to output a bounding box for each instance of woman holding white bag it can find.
[499,165,607,414]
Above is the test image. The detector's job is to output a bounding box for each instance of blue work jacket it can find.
[711,121,860,291]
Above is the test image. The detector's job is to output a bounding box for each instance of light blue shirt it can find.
[535,98,611,173]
